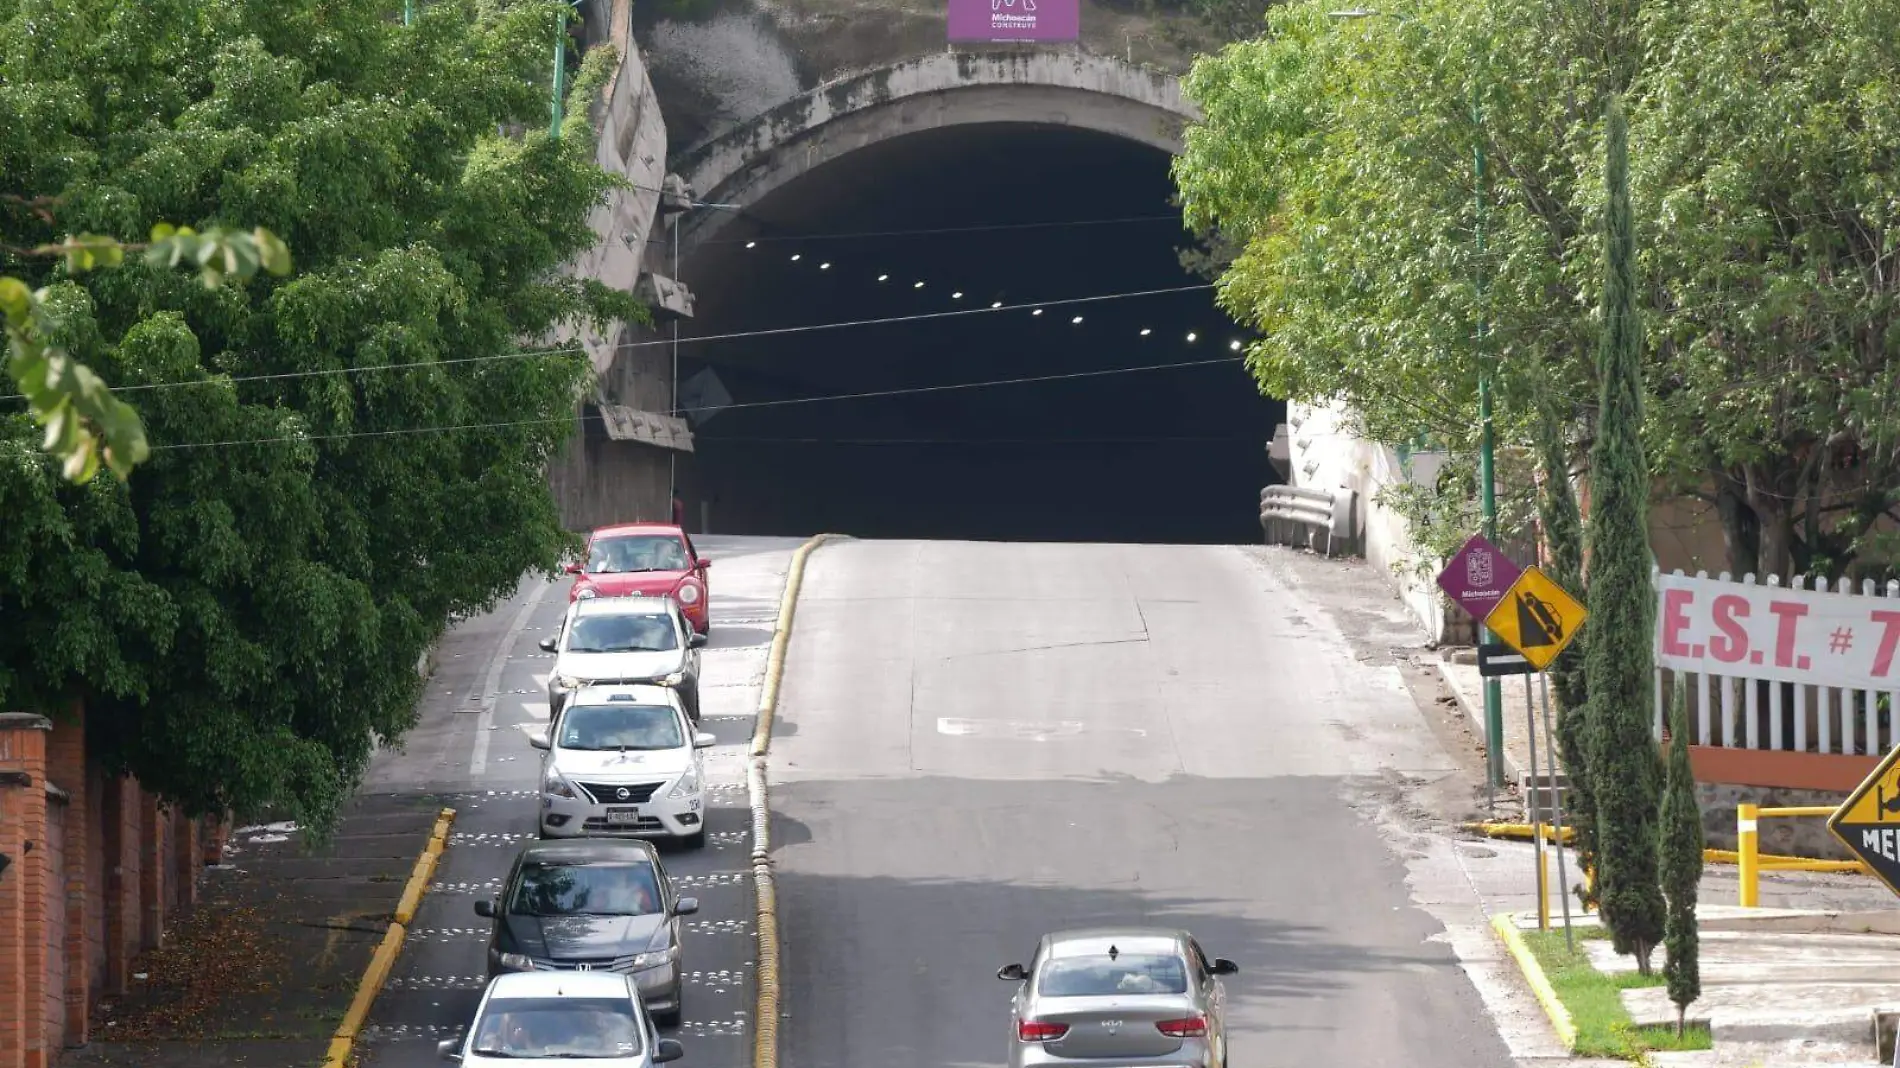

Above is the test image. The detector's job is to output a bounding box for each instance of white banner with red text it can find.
[1654,570,1900,692]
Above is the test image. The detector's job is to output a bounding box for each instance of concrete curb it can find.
[1434,657,1526,784]
[748,534,837,1068]
[1490,911,1578,1052]
[322,806,457,1068]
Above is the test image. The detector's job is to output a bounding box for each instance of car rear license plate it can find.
[606,807,641,825]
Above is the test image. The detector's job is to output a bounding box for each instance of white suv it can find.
[529,684,715,847]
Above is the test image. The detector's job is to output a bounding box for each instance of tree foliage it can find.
[1659,676,1703,1033]
[1582,97,1665,971]
[0,0,642,834]
[1172,0,1900,581]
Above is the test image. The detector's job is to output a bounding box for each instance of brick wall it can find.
[0,707,222,1068]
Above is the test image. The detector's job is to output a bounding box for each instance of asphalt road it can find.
[769,539,1521,1068]
[355,535,805,1068]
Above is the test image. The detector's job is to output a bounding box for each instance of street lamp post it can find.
[1330,8,1506,790]
[549,2,581,138]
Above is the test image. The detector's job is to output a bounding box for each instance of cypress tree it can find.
[1534,405,1597,910]
[1660,677,1704,1035]
[1581,96,1667,972]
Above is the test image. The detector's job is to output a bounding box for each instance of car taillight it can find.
[1156,1015,1208,1038]
[1017,1020,1068,1042]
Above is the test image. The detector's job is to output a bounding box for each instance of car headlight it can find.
[627,945,680,971]
[543,768,577,799]
[655,670,685,687]
[675,582,701,605]
[498,951,535,972]
[552,673,584,691]
[575,586,598,600]
[667,764,700,799]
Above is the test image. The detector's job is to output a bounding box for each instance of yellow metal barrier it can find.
[1736,803,1869,907]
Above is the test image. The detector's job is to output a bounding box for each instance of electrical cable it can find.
[148,356,1245,453]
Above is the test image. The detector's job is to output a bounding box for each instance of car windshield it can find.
[565,614,678,654]
[469,995,643,1059]
[1037,954,1189,996]
[508,862,663,918]
[586,535,689,574]
[559,704,683,752]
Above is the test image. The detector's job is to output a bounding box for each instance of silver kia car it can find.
[998,928,1238,1068]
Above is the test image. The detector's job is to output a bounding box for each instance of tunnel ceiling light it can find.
[790,254,801,261]
[952,291,963,299]
[819,262,831,269]
[1230,340,1243,350]
[913,281,925,289]
[746,241,757,248]
[991,301,1003,309]
[878,274,889,282]
[1071,316,1084,324]
[1032,308,1044,316]
[1187,332,1198,342]
[1140,328,1152,336]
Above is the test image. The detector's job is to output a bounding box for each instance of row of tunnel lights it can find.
[744,239,1248,351]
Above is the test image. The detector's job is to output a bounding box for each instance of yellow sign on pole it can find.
[1482,565,1588,671]
[1827,744,1900,901]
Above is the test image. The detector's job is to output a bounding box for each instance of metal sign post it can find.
[1539,673,1575,949]
[1522,674,1547,930]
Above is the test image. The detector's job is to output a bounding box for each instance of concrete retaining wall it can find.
[1697,781,1855,861]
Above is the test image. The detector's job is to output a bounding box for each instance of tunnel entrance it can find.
[672,123,1283,544]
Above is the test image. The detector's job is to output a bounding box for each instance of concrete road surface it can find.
[770,539,1519,1068]
[355,536,805,1068]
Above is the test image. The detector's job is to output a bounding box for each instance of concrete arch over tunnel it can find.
[671,51,1198,257]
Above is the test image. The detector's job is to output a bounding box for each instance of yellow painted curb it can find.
[1490,911,1577,1051]
[321,806,458,1068]
[749,534,837,1068]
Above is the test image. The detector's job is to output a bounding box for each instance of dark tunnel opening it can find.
[670,123,1285,544]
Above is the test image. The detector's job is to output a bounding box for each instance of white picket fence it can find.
[1651,569,1900,755]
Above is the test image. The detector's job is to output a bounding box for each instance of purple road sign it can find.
[948,0,1078,42]
[1435,534,1523,623]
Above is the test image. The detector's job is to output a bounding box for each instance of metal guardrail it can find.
[1260,485,1356,557]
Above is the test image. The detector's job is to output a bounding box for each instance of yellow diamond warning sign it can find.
[1827,744,1900,901]
[1482,565,1588,672]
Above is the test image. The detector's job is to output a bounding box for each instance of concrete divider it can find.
[322,806,457,1068]
[748,534,838,1068]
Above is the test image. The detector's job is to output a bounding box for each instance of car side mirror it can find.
[564,561,583,574]
[997,963,1027,981]
[673,896,700,917]
[1211,957,1239,976]
[653,1038,685,1063]
[538,636,558,653]
[688,631,708,649]
[437,1037,463,1061]
[693,731,716,749]
[473,899,497,919]
[527,729,551,750]
[696,558,712,570]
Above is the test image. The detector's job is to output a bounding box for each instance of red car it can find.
[565,523,713,635]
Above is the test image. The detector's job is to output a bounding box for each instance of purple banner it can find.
[948,0,1078,42]
[1435,534,1524,624]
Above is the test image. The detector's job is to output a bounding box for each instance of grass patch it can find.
[1522,930,1713,1059]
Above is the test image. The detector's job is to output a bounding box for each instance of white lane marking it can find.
[935,717,1147,740]
[471,577,554,776]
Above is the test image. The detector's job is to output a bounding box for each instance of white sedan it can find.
[439,970,683,1065]
[530,683,715,847]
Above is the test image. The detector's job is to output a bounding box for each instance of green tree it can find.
[1533,403,1596,909]
[1582,96,1665,972]
[4,226,289,482]
[0,0,641,835]
[1659,676,1703,1034]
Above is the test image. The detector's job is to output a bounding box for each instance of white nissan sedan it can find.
[530,684,715,847]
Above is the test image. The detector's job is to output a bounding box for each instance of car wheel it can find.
[654,995,683,1029]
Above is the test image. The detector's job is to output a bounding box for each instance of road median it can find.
[747,533,837,1068]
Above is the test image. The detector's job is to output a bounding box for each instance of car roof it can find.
[590,523,684,539]
[572,595,676,618]
[484,969,633,999]
[567,683,683,708]
[1043,928,1188,958]
[515,839,660,866]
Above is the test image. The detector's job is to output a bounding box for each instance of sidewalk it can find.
[57,794,444,1068]
[1433,648,1900,1067]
